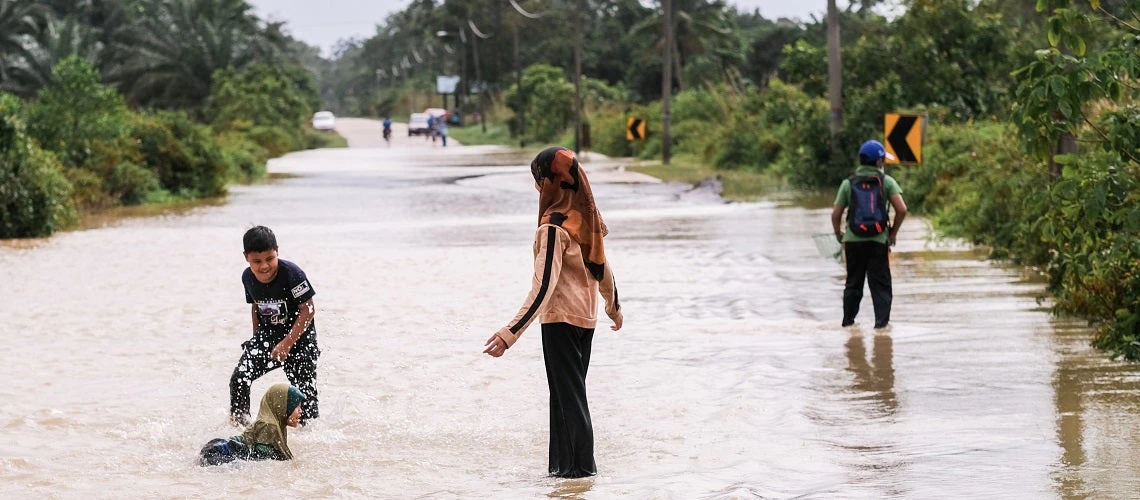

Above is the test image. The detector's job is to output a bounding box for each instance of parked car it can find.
[408,112,431,136]
[424,107,447,119]
[312,111,336,130]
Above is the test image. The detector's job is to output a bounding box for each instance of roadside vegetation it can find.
[0,0,342,239]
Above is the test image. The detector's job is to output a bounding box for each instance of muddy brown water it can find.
[2,119,1138,499]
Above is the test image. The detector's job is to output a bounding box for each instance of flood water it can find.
[3,119,1140,499]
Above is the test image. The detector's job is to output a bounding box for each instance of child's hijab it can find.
[241,384,304,459]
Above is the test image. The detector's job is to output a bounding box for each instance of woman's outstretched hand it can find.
[483,334,508,357]
[611,311,624,331]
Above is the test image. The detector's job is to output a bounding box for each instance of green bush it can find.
[245,125,296,158]
[587,107,635,157]
[672,88,725,123]
[505,64,575,143]
[218,131,269,181]
[206,64,321,162]
[64,166,110,209]
[131,111,228,199]
[1046,157,1140,360]
[505,65,621,145]
[25,57,130,168]
[711,125,767,170]
[304,129,347,149]
[207,65,314,133]
[0,94,75,238]
[893,120,1045,261]
[106,162,161,205]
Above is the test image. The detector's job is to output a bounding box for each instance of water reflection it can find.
[845,331,897,417]
[547,478,593,499]
[1047,319,1140,498]
[1053,341,1087,499]
[837,330,906,497]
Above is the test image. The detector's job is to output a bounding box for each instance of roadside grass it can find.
[306,129,348,148]
[449,122,515,146]
[628,155,789,201]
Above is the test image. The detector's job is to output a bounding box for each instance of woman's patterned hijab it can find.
[531,147,608,280]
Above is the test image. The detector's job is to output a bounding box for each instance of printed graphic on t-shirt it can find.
[291,280,311,299]
[256,299,290,326]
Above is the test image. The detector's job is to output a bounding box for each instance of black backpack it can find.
[847,174,890,237]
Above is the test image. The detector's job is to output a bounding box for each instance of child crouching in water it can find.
[200,384,305,465]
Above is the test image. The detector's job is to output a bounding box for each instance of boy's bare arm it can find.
[888,194,908,245]
[271,299,315,361]
[831,205,845,239]
[251,305,259,333]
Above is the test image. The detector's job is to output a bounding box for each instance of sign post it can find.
[626,117,646,141]
[436,75,461,112]
[884,113,924,165]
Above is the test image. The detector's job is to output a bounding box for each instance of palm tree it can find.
[3,16,103,96]
[0,0,48,84]
[112,0,283,109]
[631,0,737,91]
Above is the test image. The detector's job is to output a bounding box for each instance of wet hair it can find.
[243,225,278,254]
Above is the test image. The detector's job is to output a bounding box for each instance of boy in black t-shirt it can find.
[229,226,320,426]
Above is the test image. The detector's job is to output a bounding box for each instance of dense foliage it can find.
[0,92,74,238]
[0,0,331,237]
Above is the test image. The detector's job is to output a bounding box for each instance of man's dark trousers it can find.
[843,241,892,327]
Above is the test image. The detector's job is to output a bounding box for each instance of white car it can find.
[408,113,431,136]
[312,111,336,130]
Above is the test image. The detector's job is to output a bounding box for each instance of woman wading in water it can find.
[483,147,623,478]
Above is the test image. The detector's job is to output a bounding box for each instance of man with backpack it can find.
[831,140,908,329]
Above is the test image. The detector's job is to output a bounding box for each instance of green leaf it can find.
[1126,209,1140,231]
[1060,100,1074,120]
[1037,0,1049,12]
[1050,77,1066,97]
[1067,34,1087,57]
[1108,80,1123,100]
[1089,0,1101,9]
[1048,22,1061,47]
[1054,153,1078,165]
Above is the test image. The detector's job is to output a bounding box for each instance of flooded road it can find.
[3,118,1140,499]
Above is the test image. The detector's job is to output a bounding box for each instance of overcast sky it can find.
[247,0,834,57]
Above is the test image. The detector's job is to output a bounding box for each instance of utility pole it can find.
[471,22,486,133]
[460,29,468,108]
[826,0,843,153]
[661,0,673,165]
[572,0,584,154]
[514,22,526,147]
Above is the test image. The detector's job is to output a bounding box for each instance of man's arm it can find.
[888,194,908,246]
[271,299,315,361]
[831,205,845,241]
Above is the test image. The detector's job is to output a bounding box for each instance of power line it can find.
[468,19,492,39]
[508,0,546,19]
